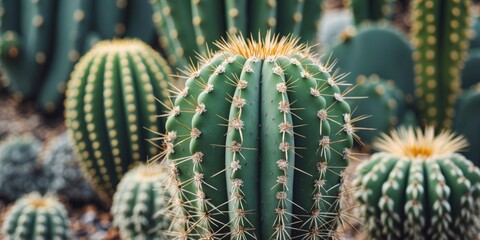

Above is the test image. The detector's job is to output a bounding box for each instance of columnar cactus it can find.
[0,136,53,202]
[354,127,480,239]
[0,0,157,112]
[64,39,173,198]
[1,193,71,240]
[112,164,171,240]
[163,33,358,239]
[411,0,472,128]
[346,0,395,25]
[150,0,325,69]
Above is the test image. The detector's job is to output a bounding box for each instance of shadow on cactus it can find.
[111,164,172,240]
[64,39,173,201]
[1,192,71,240]
[354,126,480,239]
[161,32,364,239]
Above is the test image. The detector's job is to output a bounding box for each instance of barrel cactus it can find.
[354,126,480,239]
[150,0,325,69]
[64,39,173,199]
[1,192,71,240]
[411,0,472,128]
[111,164,172,239]
[163,33,358,239]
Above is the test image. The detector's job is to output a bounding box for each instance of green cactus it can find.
[354,126,480,239]
[64,39,173,199]
[111,164,172,240]
[163,33,358,239]
[461,48,480,89]
[454,83,480,165]
[350,75,406,146]
[329,24,415,104]
[149,0,324,69]
[346,0,395,25]
[1,193,71,240]
[411,0,472,129]
[0,0,158,113]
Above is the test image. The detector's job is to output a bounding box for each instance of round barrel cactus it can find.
[112,164,171,240]
[64,39,173,199]
[354,127,480,239]
[2,193,71,240]
[163,33,358,239]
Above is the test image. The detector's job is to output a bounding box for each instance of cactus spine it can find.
[64,39,172,198]
[2,193,71,240]
[149,0,324,69]
[112,164,172,240]
[163,33,357,239]
[354,127,480,239]
[411,0,472,128]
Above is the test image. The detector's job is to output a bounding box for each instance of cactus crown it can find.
[89,39,151,54]
[374,126,468,160]
[214,32,311,59]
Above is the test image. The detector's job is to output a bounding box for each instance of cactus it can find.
[111,164,172,240]
[2,192,71,240]
[411,0,472,128]
[350,75,406,146]
[150,0,325,69]
[0,136,53,202]
[0,0,157,113]
[64,39,173,199]
[354,126,480,239]
[346,0,395,25]
[329,24,415,104]
[461,48,480,89]
[454,83,480,164]
[41,133,97,204]
[163,33,358,239]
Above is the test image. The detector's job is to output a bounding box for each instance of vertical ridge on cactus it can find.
[64,39,173,199]
[354,126,480,239]
[162,32,359,239]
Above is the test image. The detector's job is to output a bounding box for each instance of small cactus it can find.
[163,33,359,239]
[354,126,480,239]
[1,193,71,240]
[0,136,53,202]
[64,39,173,199]
[111,164,172,240]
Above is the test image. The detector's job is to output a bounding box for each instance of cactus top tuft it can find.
[89,39,152,54]
[214,32,312,59]
[19,193,59,209]
[373,126,468,160]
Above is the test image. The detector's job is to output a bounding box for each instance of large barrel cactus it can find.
[1,193,71,240]
[150,0,325,69]
[163,33,358,239]
[354,127,480,239]
[112,164,172,240]
[64,39,172,199]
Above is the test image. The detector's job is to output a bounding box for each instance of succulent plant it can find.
[346,0,395,25]
[111,164,172,240]
[41,132,97,204]
[461,48,480,89]
[162,33,359,239]
[354,126,480,239]
[2,192,71,240]
[411,0,472,128]
[454,83,480,164]
[64,39,173,199]
[0,136,53,202]
[150,0,325,69]
[0,0,157,113]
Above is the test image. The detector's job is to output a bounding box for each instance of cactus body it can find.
[2,193,71,240]
[454,84,480,165]
[411,0,472,128]
[150,0,324,69]
[42,133,97,203]
[64,39,172,199]
[354,127,480,239]
[0,0,158,113]
[164,34,356,239]
[0,136,53,202]
[461,48,480,89]
[112,164,171,240]
[348,0,394,24]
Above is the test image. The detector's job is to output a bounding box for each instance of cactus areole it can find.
[355,127,480,239]
[163,33,357,239]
